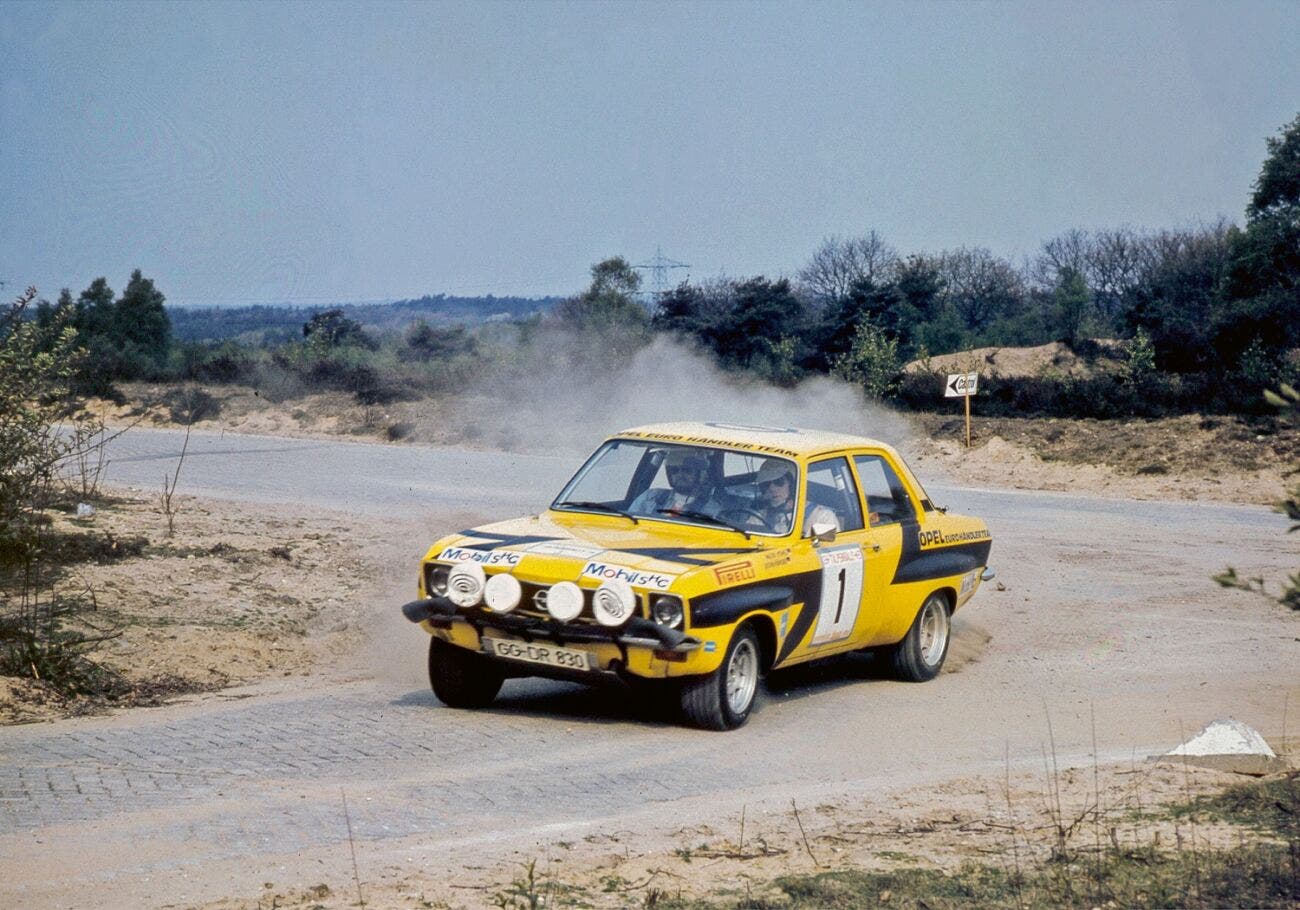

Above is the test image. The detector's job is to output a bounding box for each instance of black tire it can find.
[427,638,504,708]
[888,592,951,682]
[680,626,761,730]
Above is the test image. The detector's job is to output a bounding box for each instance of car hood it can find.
[427,511,767,592]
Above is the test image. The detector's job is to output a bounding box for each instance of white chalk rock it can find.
[1167,719,1276,758]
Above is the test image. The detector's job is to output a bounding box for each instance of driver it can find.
[754,459,839,535]
[630,450,721,517]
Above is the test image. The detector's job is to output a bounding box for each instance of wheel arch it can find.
[934,586,957,613]
[740,612,779,674]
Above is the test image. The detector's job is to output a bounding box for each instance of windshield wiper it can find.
[555,500,639,524]
[656,509,752,540]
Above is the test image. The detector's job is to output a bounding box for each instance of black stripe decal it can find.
[890,520,992,585]
[618,545,761,567]
[456,532,563,550]
[687,569,824,663]
[774,571,825,665]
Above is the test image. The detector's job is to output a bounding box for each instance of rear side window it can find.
[806,457,865,532]
[853,455,916,525]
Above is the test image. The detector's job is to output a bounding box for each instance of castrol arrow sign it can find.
[945,372,979,398]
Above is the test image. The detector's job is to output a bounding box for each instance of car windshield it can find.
[552,440,800,538]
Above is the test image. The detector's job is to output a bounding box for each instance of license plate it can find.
[482,636,595,671]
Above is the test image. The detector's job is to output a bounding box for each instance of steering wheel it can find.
[719,507,771,531]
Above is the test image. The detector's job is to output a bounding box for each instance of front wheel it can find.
[888,593,951,682]
[428,638,504,708]
[680,626,761,730]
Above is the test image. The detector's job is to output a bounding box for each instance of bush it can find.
[894,367,1268,418]
[833,321,902,399]
[2,288,122,693]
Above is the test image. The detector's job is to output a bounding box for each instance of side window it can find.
[853,455,917,525]
[805,457,865,532]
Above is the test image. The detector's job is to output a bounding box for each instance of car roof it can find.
[614,421,893,460]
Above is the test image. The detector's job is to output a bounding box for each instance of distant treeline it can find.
[22,111,1300,419]
[168,294,561,342]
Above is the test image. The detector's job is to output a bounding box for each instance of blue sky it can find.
[1,1,1296,305]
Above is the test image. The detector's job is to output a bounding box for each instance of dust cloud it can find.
[429,333,916,456]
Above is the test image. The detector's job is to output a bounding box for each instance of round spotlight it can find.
[545,581,583,623]
[592,579,636,627]
[483,573,522,613]
[446,562,486,608]
[652,595,684,629]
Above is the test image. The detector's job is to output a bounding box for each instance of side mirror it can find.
[808,520,837,545]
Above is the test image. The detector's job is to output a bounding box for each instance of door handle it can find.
[865,543,881,553]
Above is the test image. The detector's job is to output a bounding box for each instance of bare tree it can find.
[1030,228,1093,290]
[938,247,1025,331]
[1087,227,1146,323]
[796,232,899,304]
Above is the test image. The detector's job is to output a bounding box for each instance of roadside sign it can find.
[945,372,979,398]
[943,372,979,448]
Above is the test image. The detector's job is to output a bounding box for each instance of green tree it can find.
[302,308,372,349]
[404,320,475,359]
[1124,223,1235,373]
[652,281,710,338]
[832,320,902,399]
[1219,113,1300,374]
[710,277,804,370]
[114,269,173,377]
[1052,267,1091,346]
[1249,113,1300,219]
[554,257,649,348]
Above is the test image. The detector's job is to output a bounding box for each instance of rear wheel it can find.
[428,638,504,708]
[888,593,951,682]
[680,626,761,730]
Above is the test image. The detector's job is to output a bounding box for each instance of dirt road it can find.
[1,430,1296,907]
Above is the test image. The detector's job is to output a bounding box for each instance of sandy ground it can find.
[186,758,1298,910]
[0,495,389,725]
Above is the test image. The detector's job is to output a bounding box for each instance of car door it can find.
[801,456,873,650]
[850,452,918,646]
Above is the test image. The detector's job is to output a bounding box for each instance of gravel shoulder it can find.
[0,495,394,725]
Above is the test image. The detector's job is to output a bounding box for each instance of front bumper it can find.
[401,596,700,653]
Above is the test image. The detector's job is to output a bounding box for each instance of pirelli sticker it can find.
[714,560,756,585]
[917,528,991,549]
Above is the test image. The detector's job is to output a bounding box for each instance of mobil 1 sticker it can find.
[810,544,864,646]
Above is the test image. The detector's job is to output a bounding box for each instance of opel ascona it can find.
[402,422,993,730]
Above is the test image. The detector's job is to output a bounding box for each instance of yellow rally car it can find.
[402,422,993,730]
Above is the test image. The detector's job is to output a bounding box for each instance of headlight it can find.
[652,595,684,629]
[446,562,486,608]
[426,564,450,596]
[483,573,522,613]
[545,581,583,622]
[592,579,635,627]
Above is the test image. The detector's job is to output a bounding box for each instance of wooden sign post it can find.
[944,372,979,448]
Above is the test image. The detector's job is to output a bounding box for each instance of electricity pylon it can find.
[633,247,690,303]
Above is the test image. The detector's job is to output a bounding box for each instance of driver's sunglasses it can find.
[758,477,788,490]
[666,465,699,476]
